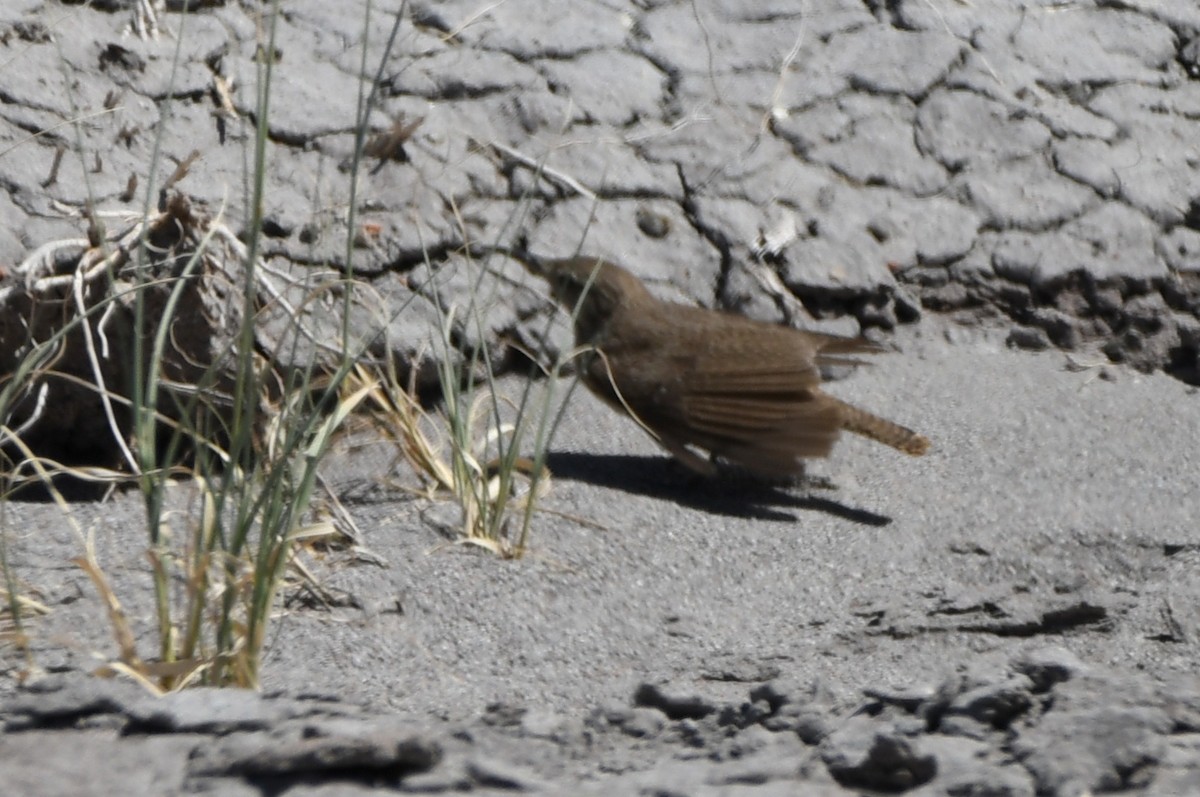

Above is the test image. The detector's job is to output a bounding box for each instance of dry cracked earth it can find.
[2,1,1200,795]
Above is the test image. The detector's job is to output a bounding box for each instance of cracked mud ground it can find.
[2,1,1199,795]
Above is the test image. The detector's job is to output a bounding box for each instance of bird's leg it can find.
[656,436,718,477]
[802,473,840,491]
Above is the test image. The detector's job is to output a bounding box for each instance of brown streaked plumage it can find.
[528,255,930,478]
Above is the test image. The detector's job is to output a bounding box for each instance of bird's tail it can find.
[833,399,930,456]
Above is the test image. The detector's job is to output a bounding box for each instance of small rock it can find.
[717,700,772,730]
[634,682,717,721]
[126,688,284,734]
[863,682,938,713]
[2,676,142,732]
[821,718,937,791]
[1007,325,1051,351]
[1011,646,1088,692]
[748,677,830,712]
[466,755,544,791]
[481,702,526,728]
[620,707,666,739]
[945,678,1035,731]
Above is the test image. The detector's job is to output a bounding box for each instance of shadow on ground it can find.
[545,451,891,526]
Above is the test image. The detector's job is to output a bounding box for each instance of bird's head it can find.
[522,256,652,342]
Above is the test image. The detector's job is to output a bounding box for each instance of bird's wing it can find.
[587,306,882,473]
[668,323,877,434]
[605,349,839,466]
[676,362,844,460]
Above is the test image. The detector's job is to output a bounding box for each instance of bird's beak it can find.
[522,257,550,278]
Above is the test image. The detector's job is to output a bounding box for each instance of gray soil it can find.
[2,2,1199,796]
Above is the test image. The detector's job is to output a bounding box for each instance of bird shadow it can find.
[544,451,892,526]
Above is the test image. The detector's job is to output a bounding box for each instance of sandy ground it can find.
[4,321,1199,794]
[2,0,1199,794]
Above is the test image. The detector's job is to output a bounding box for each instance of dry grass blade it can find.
[0,1,410,694]
[369,358,553,556]
[96,657,210,695]
[0,587,50,649]
[72,554,144,676]
[352,363,455,495]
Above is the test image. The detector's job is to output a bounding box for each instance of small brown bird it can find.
[527,255,930,478]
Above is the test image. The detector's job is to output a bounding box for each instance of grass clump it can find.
[0,0,575,699]
[0,0,375,691]
[115,2,377,690]
[357,246,577,559]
